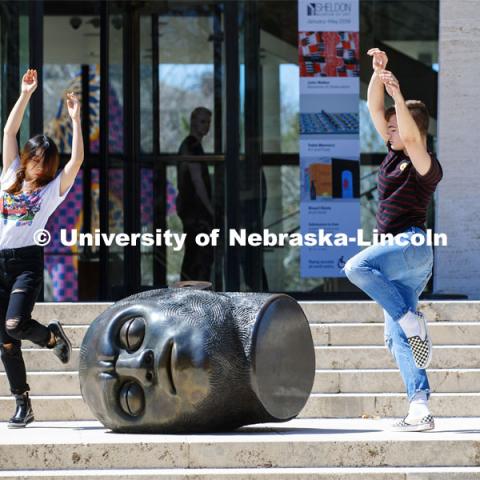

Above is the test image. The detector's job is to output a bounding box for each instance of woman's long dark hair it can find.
[5,134,59,195]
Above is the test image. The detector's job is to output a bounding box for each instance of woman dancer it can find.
[1,69,83,427]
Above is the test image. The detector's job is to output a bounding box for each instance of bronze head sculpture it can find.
[79,287,315,433]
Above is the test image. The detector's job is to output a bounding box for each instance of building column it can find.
[435,0,480,299]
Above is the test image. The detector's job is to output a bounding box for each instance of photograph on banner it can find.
[300,200,361,278]
[299,94,358,138]
[298,0,359,32]
[301,156,360,202]
[299,30,359,94]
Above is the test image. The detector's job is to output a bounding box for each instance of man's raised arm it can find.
[366,48,389,143]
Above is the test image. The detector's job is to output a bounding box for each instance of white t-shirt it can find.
[0,156,73,249]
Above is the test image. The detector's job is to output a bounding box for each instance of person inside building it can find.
[176,107,214,282]
[0,69,83,427]
[343,49,443,432]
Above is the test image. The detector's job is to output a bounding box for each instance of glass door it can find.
[40,2,130,301]
[139,2,225,290]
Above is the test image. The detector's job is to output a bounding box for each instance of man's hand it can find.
[21,69,38,96]
[367,48,388,72]
[379,70,402,100]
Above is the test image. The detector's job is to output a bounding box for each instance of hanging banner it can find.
[298,0,361,277]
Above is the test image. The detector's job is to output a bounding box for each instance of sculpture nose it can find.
[116,349,155,386]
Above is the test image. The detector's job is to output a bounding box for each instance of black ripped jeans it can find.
[0,245,50,394]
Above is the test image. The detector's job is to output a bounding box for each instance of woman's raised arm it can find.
[2,69,38,172]
[60,92,84,196]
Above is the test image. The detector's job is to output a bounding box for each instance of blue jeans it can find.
[343,226,433,401]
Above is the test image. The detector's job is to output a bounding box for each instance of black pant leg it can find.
[5,255,50,347]
[0,263,30,395]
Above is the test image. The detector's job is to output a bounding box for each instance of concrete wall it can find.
[435,0,480,298]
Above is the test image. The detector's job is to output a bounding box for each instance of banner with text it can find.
[298,0,361,277]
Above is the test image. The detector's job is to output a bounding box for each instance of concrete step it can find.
[3,301,476,477]
[4,345,480,373]
[0,396,92,420]
[315,345,480,369]
[301,301,480,323]
[301,393,480,418]
[1,467,480,479]
[2,393,480,421]
[311,322,480,346]
[31,303,111,325]
[18,323,480,349]
[3,368,480,396]
[0,349,80,372]
[1,418,480,470]
[0,372,80,396]
[29,301,480,326]
[313,368,480,393]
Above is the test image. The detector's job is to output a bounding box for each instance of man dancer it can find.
[343,48,443,431]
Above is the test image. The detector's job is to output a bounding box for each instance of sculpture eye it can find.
[119,317,145,352]
[119,381,145,417]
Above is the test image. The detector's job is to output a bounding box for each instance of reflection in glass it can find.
[140,15,153,154]
[263,166,320,293]
[43,16,100,154]
[108,12,125,298]
[0,19,2,143]
[19,14,30,149]
[159,14,214,153]
[280,64,299,153]
[42,15,101,299]
[260,2,298,153]
[176,107,214,282]
[108,168,124,295]
[109,16,124,154]
[140,167,154,286]
[44,171,83,301]
[166,165,182,284]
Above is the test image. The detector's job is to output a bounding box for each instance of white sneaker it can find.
[391,414,435,432]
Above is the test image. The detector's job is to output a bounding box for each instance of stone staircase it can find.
[1,300,480,478]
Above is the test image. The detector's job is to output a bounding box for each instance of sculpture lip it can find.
[167,340,176,395]
[159,339,176,396]
[97,357,115,376]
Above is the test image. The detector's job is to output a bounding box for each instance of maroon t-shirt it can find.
[376,142,443,235]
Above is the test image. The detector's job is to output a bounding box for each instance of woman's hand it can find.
[21,69,38,96]
[367,48,388,72]
[379,70,402,99]
[66,92,81,121]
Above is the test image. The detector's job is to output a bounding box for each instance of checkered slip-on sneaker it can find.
[391,414,435,432]
[407,312,432,369]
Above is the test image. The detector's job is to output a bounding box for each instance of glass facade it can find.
[0,0,439,300]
